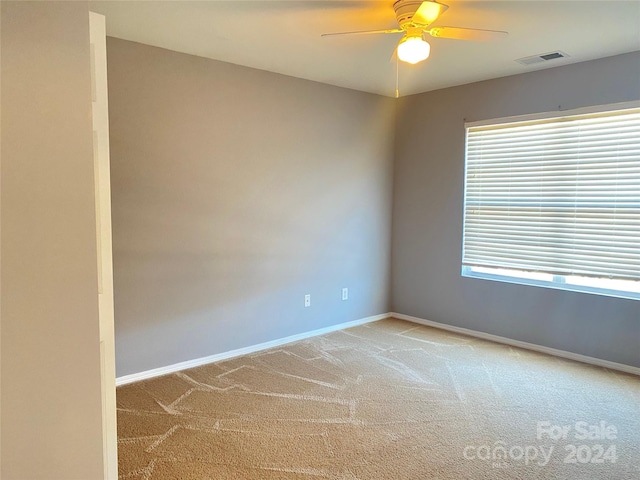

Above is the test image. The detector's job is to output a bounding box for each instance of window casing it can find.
[462,102,640,300]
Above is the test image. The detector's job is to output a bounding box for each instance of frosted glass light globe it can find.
[397,36,431,64]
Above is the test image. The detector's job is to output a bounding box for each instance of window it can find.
[462,103,640,300]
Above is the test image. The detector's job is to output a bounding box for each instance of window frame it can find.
[461,100,640,301]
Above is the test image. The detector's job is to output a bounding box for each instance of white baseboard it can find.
[117,311,639,386]
[116,313,389,386]
[391,312,640,376]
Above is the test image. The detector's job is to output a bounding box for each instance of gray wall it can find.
[392,51,640,368]
[1,2,105,478]
[107,38,396,377]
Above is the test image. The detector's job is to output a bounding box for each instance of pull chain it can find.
[395,53,399,98]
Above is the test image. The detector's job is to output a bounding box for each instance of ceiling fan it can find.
[322,0,508,65]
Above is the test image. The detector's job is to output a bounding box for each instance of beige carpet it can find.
[116,318,640,479]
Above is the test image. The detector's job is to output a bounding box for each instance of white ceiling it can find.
[90,0,640,97]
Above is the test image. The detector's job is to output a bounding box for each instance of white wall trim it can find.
[391,312,640,376]
[117,311,639,386]
[116,313,388,386]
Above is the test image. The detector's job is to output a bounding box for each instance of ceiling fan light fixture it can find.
[397,35,431,64]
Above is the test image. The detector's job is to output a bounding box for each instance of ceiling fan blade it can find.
[426,26,508,41]
[413,1,449,26]
[322,28,404,37]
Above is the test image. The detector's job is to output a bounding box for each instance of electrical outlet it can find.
[342,288,348,301]
[304,294,311,307]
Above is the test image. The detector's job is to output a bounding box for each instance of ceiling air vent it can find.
[516,51,569,66]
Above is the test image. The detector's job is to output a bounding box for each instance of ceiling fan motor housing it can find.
[393,0,425,29]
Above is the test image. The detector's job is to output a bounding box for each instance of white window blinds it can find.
[463,106,640,283]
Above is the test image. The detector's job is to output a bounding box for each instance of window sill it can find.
[461,266,640,301]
